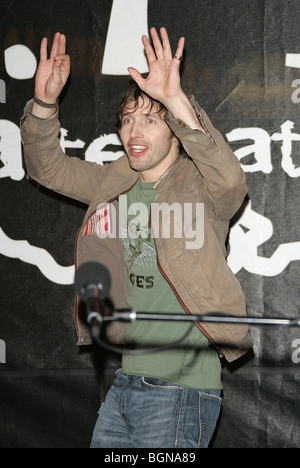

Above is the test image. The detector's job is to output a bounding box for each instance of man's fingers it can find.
[40,37,48,61]
[141,35,157,64]
[146,27,185,63]
[40,33,66,63]
[52,58,63,81]
[57,34,66,56]
[173,36,185,62]
[50,32,61,59]
[54,54,70,64]
[160,27,172,59]
[127,67,145,88]
[150,27,164,60]
[53,54,70,80]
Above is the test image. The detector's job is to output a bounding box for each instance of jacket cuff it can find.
[20,99,60,144]
[21,98,59,120]
[164,95,210,137]
[164,95,224,149]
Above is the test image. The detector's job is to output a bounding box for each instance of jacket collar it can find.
[153,152,188,195]
[93,152,188,208]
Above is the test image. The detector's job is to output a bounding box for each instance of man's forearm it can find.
[163,91,206,133]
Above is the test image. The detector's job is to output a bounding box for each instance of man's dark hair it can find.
[115,83,167,133]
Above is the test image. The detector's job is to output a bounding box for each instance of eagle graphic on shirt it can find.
[121,224,156,269]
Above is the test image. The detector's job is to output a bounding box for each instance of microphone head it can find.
[74,262,111,300]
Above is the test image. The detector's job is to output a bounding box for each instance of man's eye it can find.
[123,118,132,125]
[146,118,155,124]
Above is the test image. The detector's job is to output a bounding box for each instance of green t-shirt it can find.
[119,180,222,390]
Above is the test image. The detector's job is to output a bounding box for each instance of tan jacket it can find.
[21,97,253,362]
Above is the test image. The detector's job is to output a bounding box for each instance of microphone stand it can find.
[86,308,300,355]
[102,309,300,327]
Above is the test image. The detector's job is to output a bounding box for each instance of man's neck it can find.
[138,153,180,183]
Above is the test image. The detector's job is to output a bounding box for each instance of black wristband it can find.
[34,95,58,108]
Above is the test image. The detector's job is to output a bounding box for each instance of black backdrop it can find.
[0,0,299,448]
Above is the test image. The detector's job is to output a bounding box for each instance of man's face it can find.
[119,96,179,182]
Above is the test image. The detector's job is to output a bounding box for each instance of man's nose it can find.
[130,121,143,139]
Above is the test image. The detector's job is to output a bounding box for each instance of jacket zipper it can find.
[155,246,213,340]
[150,209,223,357]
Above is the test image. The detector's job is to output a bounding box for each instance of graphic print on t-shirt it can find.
[120,183,158,293]
[121,224,156,269]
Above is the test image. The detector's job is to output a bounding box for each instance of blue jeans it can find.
[90,370,222,448]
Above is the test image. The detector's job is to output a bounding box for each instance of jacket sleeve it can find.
[164,96,248,220]
[20,99,105,205]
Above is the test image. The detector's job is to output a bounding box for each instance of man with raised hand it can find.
[21,27,252,448]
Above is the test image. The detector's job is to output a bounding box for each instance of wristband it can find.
[34,95,58,108]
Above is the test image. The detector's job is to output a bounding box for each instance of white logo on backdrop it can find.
[4,44,37,79]
[102,0,149,75]
[0,227,75,284]
[227,202,300,276]
[0,120,25,181]
[0,2,299,284]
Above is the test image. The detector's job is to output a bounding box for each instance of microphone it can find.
[74,262,111,327]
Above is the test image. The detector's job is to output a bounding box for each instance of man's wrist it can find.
[163,92,190,116]
[164,92,205,132]
[33,95,58,108]
[31,98,58,119]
